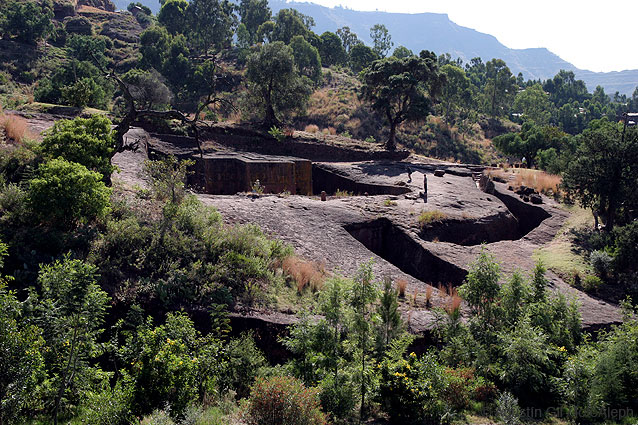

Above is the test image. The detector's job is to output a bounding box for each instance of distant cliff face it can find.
[271,0,637,95]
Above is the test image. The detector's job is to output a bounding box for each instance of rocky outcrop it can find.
[77,0,115,11]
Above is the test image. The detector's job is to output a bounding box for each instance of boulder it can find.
[530,193,543,204]
[478,174,495,194]
[434,169,446,177]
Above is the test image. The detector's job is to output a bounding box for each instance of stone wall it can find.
[189,153,312,195]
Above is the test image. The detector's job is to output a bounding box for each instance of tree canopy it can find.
[360,54,443,150]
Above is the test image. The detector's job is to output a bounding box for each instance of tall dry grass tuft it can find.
[425,285,433,308]
[1,114,31,144]
[304,124,319,133]
[445,294,462,315]
[396,278,407,298]
[486,168,562,195]
[282,256,325,293]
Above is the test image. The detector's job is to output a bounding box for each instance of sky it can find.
[290,0,638,72]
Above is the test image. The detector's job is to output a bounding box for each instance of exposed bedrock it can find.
[345,218,468,286]
[313,163,411,196]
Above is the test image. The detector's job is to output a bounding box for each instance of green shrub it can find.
[39,115,115,180]
[379,352,448,424]
[590,249,613,277]
[496,392,521,425]
[28,158,112,228]
[268,125,286,142]
[246,376,327,425]
[582,275,603,292]
[1,0,54,44]
[218,333,266,398]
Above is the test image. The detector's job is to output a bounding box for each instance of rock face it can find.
[77,0,115,11]
[64,16,93,35]
[478,174,495,194]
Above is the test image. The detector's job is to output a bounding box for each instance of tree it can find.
[245,41,312,127]
[484,58,516,117]
[0,0,53,44]
[375,277,403,355]
[0,242,45,425]
[186,0,235,55]
[237,0,271,44]
[439,64,472,123]
[458,248,501,338]
[289,35,322,84]
[392,46,414,59]
[349,43,378,73]
[39,115,116,181]
[349,261,379,420]
[28,158,112,228]
[543,70,589,107]
[35,256,109,425]
[158,0,189,35]
[513,83,553,125]
[336,26,359,53]
[271,8,313,44]
[562,120,638,229]
[318,31,346,67]
[369,24,393,57]
[122,68,173,110]
[493,122,568,168]
[360,54,443,151]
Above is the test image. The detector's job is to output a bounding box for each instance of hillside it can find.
[269,0,638,95]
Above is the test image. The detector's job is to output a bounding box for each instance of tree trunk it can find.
[386,121,397,151]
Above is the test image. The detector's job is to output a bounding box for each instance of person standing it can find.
[423,173,428,203]
[406,165,413,183]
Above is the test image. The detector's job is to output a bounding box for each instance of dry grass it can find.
[0,114,31,144]
[396,278,407,298]
[418,210,447,227]
[304,124,319,133]
[334,189,353,197]
[425,285,433,308]
[486,168,562,195]
[282,256,326,293]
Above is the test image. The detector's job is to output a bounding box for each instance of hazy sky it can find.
[293,0,638,72]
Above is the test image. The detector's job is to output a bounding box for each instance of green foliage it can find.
[495,392,522,425]
[271,8,314,44]
[39,115,116,180]
[513,83,553,125]
[268,125,286,142]
[246,375,327,425]
[439,64,473,124]
[237,0,271,44]
[217,332,266,398]
[318,31,346,67]
[0,281,46,425]
[369,23,393,57]
[458,248,501,324]
[28,158,112,228]
[348,43,377,73]
[493,122,571,169]
[418,210,446,227]
[563,120,638,229]
[379,352,447,424]
[158,0,189,35]
[245,41,312,126]
[484,58,516,117]
[122,68,173,109]
[143,156,194,204]
[360,54,443,150]
[289,35,322,84]
[0,0,54,44]
[121,312,220,418]
[186,0,236,55]
[392,45,414,59]
[35,255,109,423]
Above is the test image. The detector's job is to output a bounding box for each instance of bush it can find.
[246,376,327,425]
[379,352,448,424]
[496,392,521,425]
[28,158,112,228]
[590,250,613,277]
[582,275,603,292]
[39,115,115,180]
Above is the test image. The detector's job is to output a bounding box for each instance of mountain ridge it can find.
[270,0,637,95]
